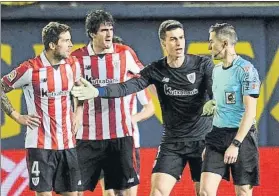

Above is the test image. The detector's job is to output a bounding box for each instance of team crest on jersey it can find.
[225,92,236,104]
[32,177,39,186]
[187,72,196,84]
[7,70,17,82]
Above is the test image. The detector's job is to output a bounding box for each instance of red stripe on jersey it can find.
[60,65,69,149]
[127,47,144,69]
[82,101,90,140]
[32,68,44,148]
[119,51,129,136]
[91,56,103,140]
[80,58,89,140]
[70,57,77,82]
[47,67,58,149]
[129,94,136,134]
[106,54,117,138]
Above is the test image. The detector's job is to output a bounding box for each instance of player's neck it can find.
[167,55,185,68]
[222,50,238,68]
[91,42,112,55]
[44,51,63,66]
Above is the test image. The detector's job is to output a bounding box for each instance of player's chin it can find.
[175,52,184,58]
[104,42,112,48]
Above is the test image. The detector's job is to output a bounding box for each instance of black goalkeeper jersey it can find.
[100,54,214,142]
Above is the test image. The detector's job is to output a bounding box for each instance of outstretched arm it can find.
[99,76,150,98]
[72,75,151,100]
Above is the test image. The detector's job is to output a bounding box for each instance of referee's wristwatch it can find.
[232,139,242,148]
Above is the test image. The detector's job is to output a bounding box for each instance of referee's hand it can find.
[224,145,239,164]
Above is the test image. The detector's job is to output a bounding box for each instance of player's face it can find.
[162,28,185,58]
[53,31,73,59]
[208,32,225,60]
[93,23,114,50]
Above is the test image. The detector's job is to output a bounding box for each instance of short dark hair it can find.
[209,23,238,45]
[158,20,183,40]
[85,10,114,38]
[112,36,124,44]
[42,22,71,50]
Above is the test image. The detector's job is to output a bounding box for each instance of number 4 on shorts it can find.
[31,161,40,176]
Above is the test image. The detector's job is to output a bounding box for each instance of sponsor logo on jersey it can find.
[164,84,198,96]
[85,75,119,86]
[41,89,69,97]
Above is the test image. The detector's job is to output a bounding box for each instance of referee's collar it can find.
[87,42,114,56]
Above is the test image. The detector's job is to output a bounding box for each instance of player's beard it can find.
[53,50,67,62]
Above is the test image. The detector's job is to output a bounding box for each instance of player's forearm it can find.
[98,77,149,98]
[133,101,155,122]
[1,80,15,117]
[234,108,256,143]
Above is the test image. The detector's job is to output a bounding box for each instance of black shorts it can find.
[152,140,205,182]
[77,136,139,191]
[26,148,81,193]
[202,126,259,186]
[99,147,141,180]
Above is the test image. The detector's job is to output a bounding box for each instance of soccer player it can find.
[199,23,261,196]
[71,10,154,196]
[1,22,82,196]
[98,36,155,196]
[72,20,214,196]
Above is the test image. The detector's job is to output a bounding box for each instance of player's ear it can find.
[89,32,96,39]
[223,40,228,48]
[49,42,56,50]
[161,40,166,48]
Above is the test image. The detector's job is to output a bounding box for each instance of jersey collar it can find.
[87,42,114,56]
[40,51,66,67]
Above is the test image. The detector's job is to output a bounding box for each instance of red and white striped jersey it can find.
[2,52,81,150]
[72,43,149,141]
[130,90,151,148]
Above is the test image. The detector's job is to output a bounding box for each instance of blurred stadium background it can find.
[1,1,279,195]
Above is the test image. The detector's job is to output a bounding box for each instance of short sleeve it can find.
[2,62,32,89]
[75,59,82,82]
[138,64,154,85]
[126,46,144,74]
[136,88,151,105]
[202,57,214,99]
[241,64,261,96]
